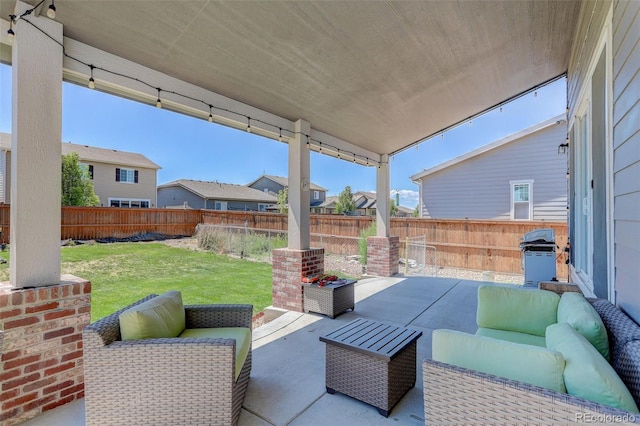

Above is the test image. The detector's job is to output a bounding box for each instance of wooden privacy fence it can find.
[202,211,568,276]
[0,207,568,276]
[0,205,202,242]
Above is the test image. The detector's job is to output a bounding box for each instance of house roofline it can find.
[410,114,566,182]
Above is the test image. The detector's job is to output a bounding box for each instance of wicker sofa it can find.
[83,294,253,426]
[423,297,640,424]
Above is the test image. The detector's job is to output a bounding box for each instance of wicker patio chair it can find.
[83,295,252,426]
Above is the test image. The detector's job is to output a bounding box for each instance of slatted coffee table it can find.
[319,318,422,417]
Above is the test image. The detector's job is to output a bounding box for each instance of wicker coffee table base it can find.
[325,341,417,417]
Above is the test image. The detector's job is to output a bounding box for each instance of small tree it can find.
[390,199,398,217]
[335,185,356,215]
[276,187,288,214]
[413,205,419,217]
[61,152,100,206]
[358,222,376,264]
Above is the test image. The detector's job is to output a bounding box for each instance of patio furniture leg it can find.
[326,387,336,394]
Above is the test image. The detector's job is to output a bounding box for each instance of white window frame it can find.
[567,8,613,298]
[119,168,136,184]
[258,203,270,212]
[214,201,228,211]
[509,180,534,220]
[313,190,320,200]
[108,198,151,208]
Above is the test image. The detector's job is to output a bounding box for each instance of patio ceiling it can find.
[1,0,581,156]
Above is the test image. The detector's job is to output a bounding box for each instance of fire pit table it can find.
[320,318,422,417]
[302,279,356,319]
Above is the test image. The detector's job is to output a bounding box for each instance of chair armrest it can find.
[423,359,638,424]
[185,304,253,329]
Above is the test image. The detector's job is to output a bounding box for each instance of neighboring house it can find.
[0,133,160,208]
[410,116,567,221]
[157,179,277,211]
[247,174,327,211]
[319,191,413,217]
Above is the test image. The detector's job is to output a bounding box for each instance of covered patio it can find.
[1,0,639,424]
[21,275,481,426]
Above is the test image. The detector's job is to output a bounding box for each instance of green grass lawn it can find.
[0,243,273,322]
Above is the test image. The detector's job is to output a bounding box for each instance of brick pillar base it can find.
[272,248,324,312]
[0,276,91,425]
[366,236,400,277]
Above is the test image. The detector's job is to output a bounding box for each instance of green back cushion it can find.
[557,292,610,360]
[119,291,186,340]
[477,285,560,337]
[476,327,546,347]
[180,327,251,380]
[432,329,566,392]
[546,323,638,412]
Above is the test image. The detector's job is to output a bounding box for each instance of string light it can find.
[499,107,503,112]
[534,91,538,97]
[7,16,15,41]
[88,65,95,89]
[5,11,382,167]
[47,0,56,19]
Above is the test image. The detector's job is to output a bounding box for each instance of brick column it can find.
[366,236,400,277]
[272,248,324,312]
[0,276,91,425]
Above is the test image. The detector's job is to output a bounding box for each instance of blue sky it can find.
[0,63,566,208]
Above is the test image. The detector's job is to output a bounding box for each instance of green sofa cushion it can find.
[477,285,559,337]
[180,327,251,381]
[119,291,185,340]
[432,329,566,392]
[557,292,610,360]
[476,327,546,347]
[546,323,638,412]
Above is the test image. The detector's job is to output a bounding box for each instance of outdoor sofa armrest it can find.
[185,303,253,329]
[423,359,639,425]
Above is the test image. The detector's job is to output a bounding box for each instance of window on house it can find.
[81,163,94,180]
[115,168,138,183]
[510,180,533,220]
[214,201,227,211]
[258,204,269,212]
[109,198,150,208]
[313,191,320,200]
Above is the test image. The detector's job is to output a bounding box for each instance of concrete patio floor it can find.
[21,275,503,426]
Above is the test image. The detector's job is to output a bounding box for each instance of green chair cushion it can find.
[119,291,185,340]
[557,292,610,360]
[546,323,638,412]
[477,285,559,337]
[432,329,566,392]
[476,327,546,347]
[180,327,251,381]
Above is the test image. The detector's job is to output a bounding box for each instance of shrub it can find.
[358,222,376,264]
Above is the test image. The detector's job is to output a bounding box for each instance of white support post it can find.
[10,1,63,287]
[287,119,311,250]
[376,154,390,237]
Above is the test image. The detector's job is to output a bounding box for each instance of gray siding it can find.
[418,122,567,220]
[612,0,640,321]
[157,187,204,209]
[249,177,284,195]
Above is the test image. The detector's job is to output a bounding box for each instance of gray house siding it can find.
[157,186,204,209]
[249,177,284,195]
[204,200,266,211]
[417,121,567,221]
[611,0,640,321]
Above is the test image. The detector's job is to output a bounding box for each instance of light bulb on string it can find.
[247,118,252,133]
[499,106,503,113]
[7,16,15,42]
[208,105,213,123]
[278,128,283,142]
[88,65,95,89]
[47,0,56,19]
[156,88,162,108]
